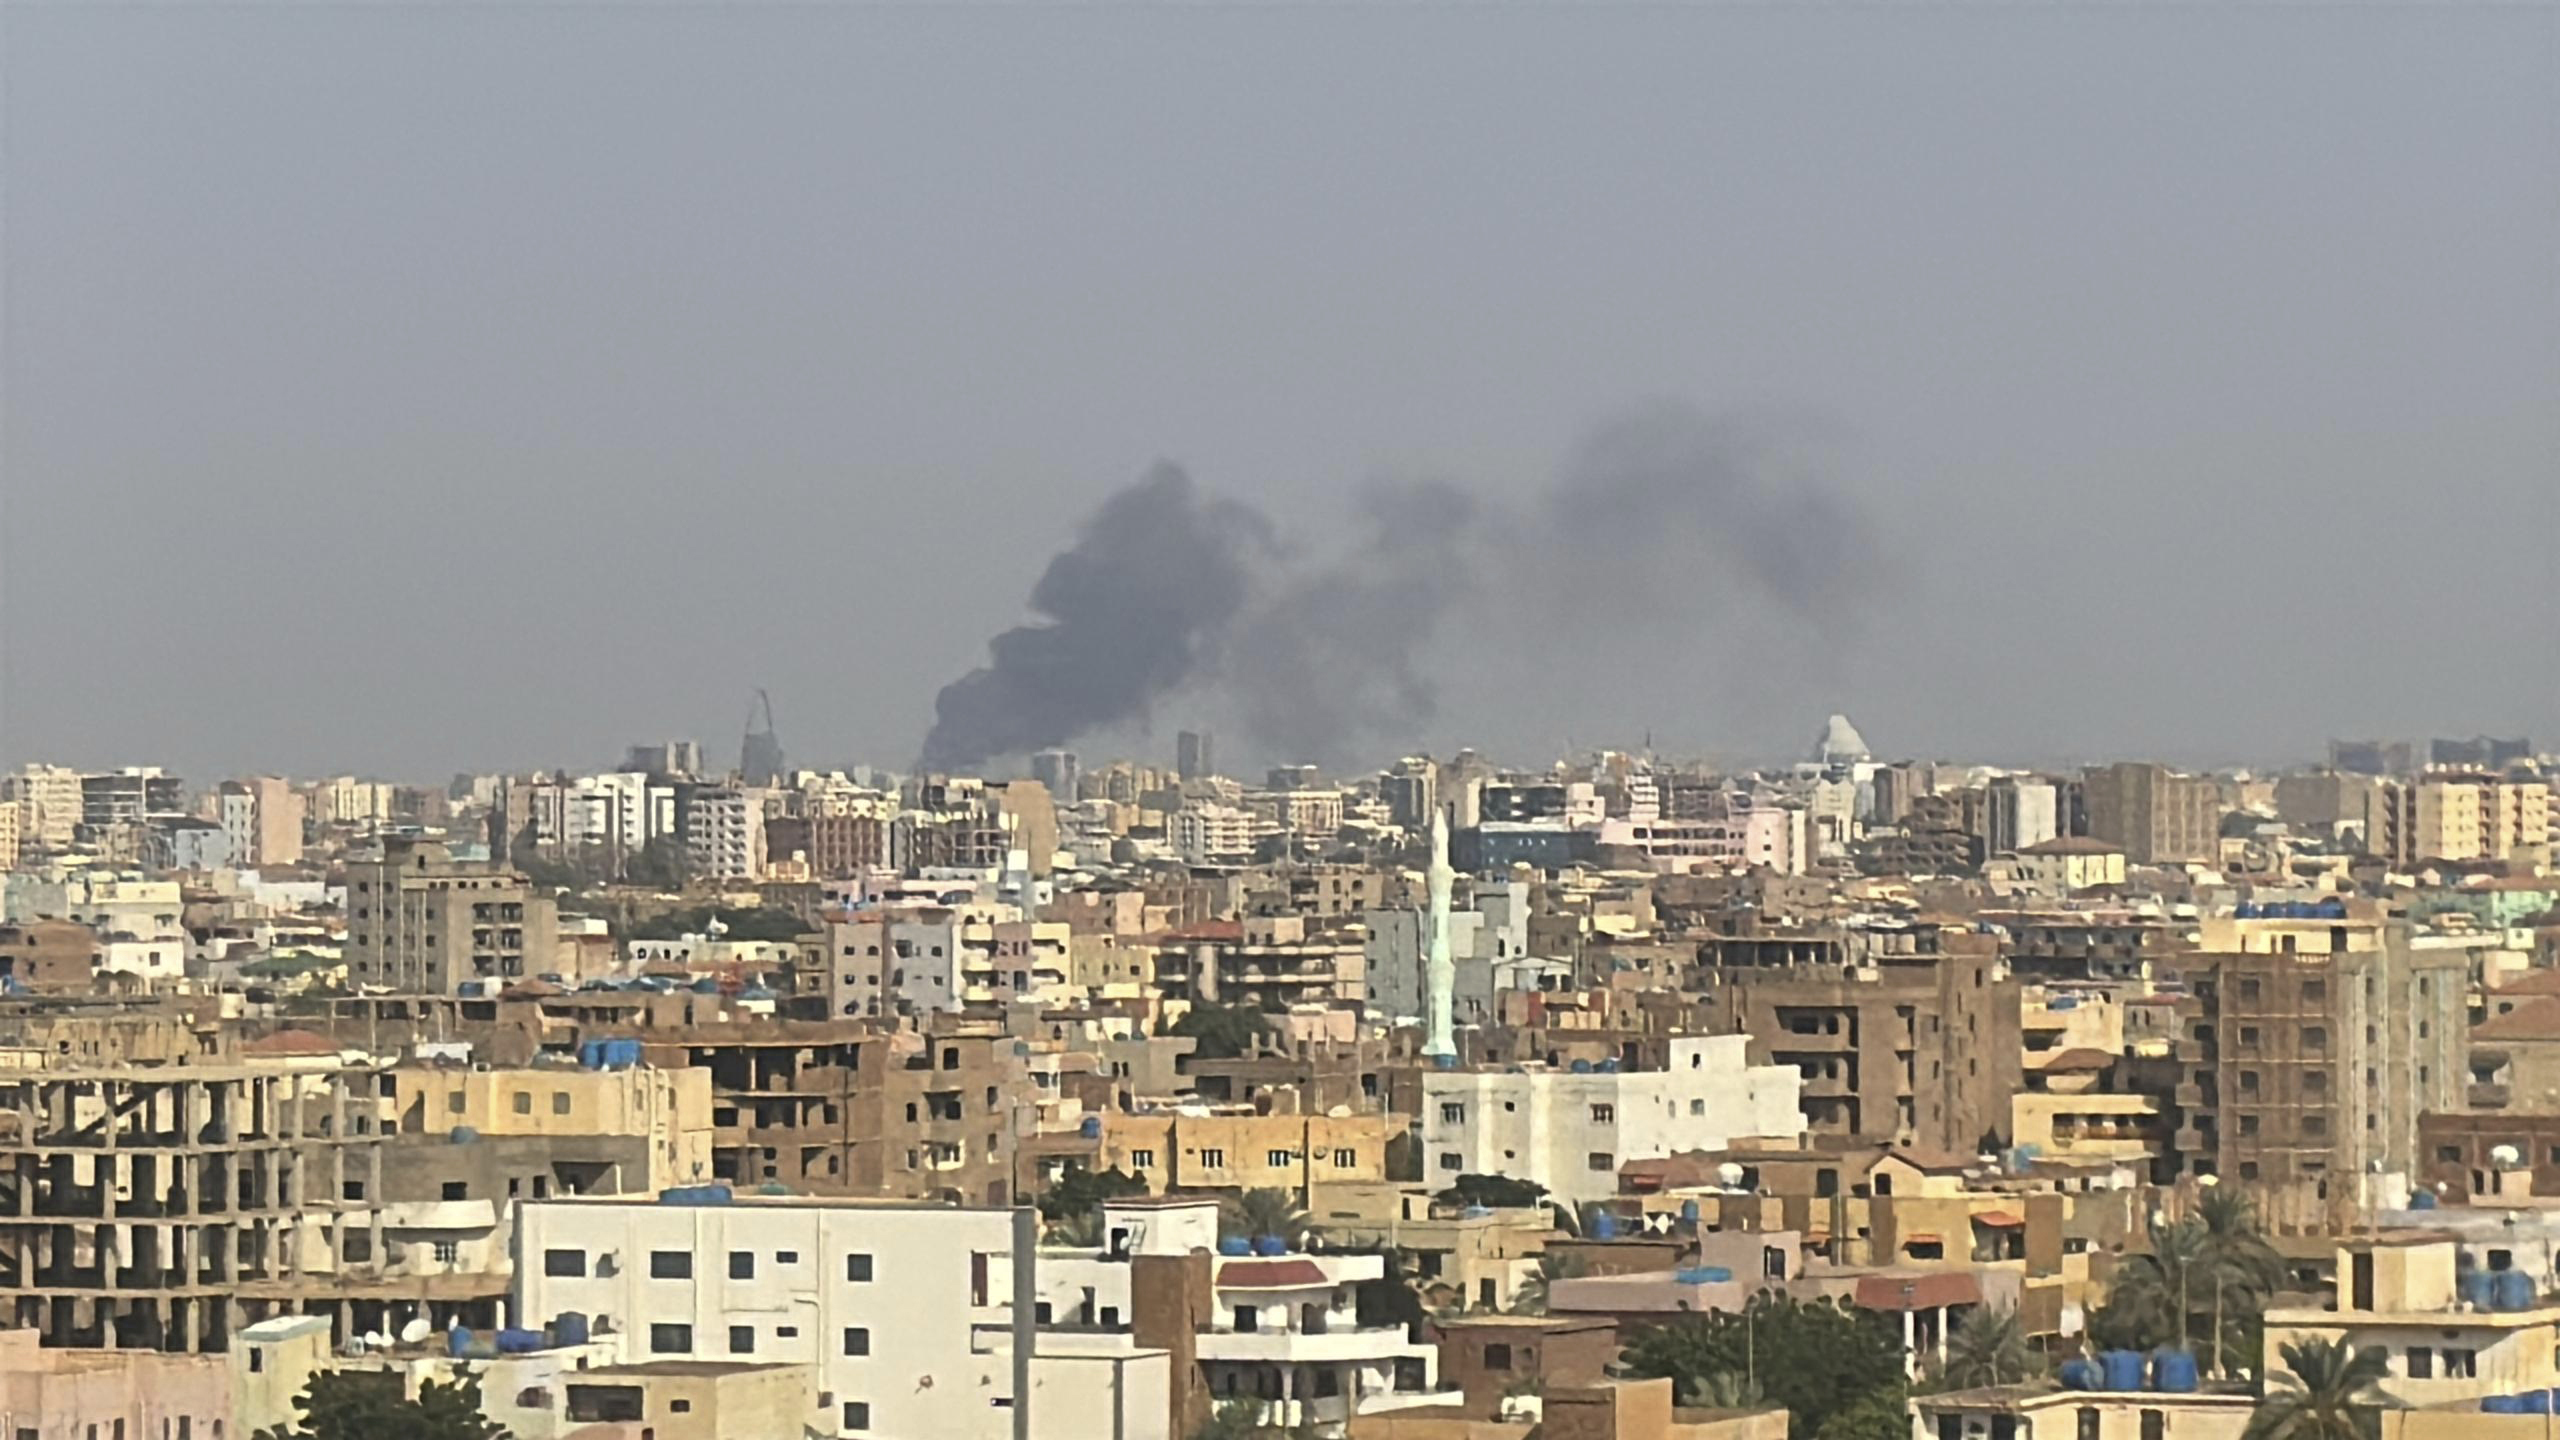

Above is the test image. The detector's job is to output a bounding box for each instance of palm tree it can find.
[1937,1305,2043,1389]
[2197,1188,2286,1377]
[1510,1250,1589,1316]
[2243,1337,2396,1440]
[2106,1218,2215,1352]
[1223,1187,1311,1246]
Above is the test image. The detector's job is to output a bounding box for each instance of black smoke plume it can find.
[918,463,1269,770]
[920,404,1879,769]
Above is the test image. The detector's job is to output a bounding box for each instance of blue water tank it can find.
[447,1328,473,1359]
[2496,1269,2534,1310]
[2153,1350,2198,1393]
[1673,1266,1734,1284]
[2463,1270,2497,1308]
[1569,1059,1593,1074]
[616,1039,644,1068]
[1680,1200,1702,1224]
[2525,1391,2556,1415]
[2100,1350,2146,1392]
[496,1328,545,1354]
[449,1126,479,1145]
[579,1039,604,1069]
[1078,1115,1102,1140]
[552,1312,590,1346]
[1592,1212,1619,1241]
[1217,1236,1252,1257]
[2059,1358,2101,1391]
[1254,1235,1288,1257]
[1599,1058,1621,1073]
[661,1184,733,1206]
[2411,1189,2440,1211]
[2050,997,2077,1011]
[2486,1395,2526,1414]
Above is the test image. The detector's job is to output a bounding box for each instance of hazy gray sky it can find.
[5,5,2555,781]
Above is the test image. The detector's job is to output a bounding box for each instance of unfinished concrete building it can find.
[0,1064,385,1351]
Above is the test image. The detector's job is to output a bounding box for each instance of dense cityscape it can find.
[0,717,2548,1440]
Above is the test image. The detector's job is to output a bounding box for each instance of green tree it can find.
[2096,1195,2286,1377]
[2243,1337,2398,1440]
[1691,1371,1765,1410]
[624,838,690,891]
[1812,1386,1912,1440]
[1160,1003,1268,1060]
[1188,1397,1265,1440]
[1035,1163,1148,1224]
[253,1372,508,1440]
[1619,1294,1906,1440]
[1438,1174,1549,1210]
[1509,1249,1588,1316]
[2092,1217,2213,1353]
[1935,1305,2043,1390]
[2198,1188,2286,1378]
[1222,1187,1311,1245]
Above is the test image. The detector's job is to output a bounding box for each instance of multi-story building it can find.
[1174,804,1257,866]
[2081,762,2222,865]
[1365,881,1529,1032]
[517,1195,1050,1440]
[1694,920,2020,1155]
[2165,906,2467,1231]
[683,786,769,882]
[1985,776,2059,855]
[1098,1110,1401,1194]
[343,836,560,992]
[218,776,306,867]
[805,813,888,877]
[1421,1036,1804,1205]
[3,763,85,851]
[2379,771,2551,866]
[1177,729,1215,781]
[1150,916,1364,1010]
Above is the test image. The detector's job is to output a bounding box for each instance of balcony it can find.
[1194,1325,1434,1365]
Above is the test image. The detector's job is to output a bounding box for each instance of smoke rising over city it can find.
[920,404,1883,770]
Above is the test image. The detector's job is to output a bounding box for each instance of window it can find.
[513,1092,533,1115]
[776,1251,799,1265]
[1333,1148,1357,1167]
[729,1251,755,1280]
[2237,978,2261,1002]
[447,1091,466,1114]
[846,1253,874,1282]
[2302,1115,2328,1138]
[2302,980,2327,1003]
[2407,1347,2433,1379]
[544,1249,587,1278]
[2440,1146,2465,1163]
[1440,1103,1466,1124]
[248,1350,264,1374]
[1268,1150,1294,1168]
[441,1181,469,1200]
[2239,1070,2260,1093]
[649,1251,691,1280]
[1587,1152,1614,1172]
[2239,1115,2260,1136]
[648,1324,692,1354]
[1199,1148,1226,1168]
[2302,1026,2327,1049]
[843,1327,871,1356]
[2078,1410,2102,1440]
[1128,1149,1154,1170]
[432,1241,460,1264]
[1234,1305,1258,1333]
[2140,1411,2165,1440]
[552,1092,571,1115]
[669,1400,692,1414]
[1484,1342,1514,1371]
[842,1402,871,1431]
[729,1326,755,1354]
[1438,1152,1462,1171]
[1590,1104,1614,1124]
[2445,1348,2478,1378]
[2239,1026,2260,1048]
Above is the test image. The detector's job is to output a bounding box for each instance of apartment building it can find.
[1420,1036,1803,1205]
[683,786,770,883]
[1693,921,2021,1154]
[4,763,85,850]
[217,777,307,867]
[1098,1110,1400,1194]
[1174,804,1258,866]
[517,1195,1036,1440]
[1151,916,1365,1010]
[344,836,559,992]
[2379,771,2552,866]
[2167,907,2467,1232]
[2081,762,2222,865]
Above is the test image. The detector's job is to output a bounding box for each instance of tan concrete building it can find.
[1100,1110,1401,1195]
[344,836,559,992]
[2081,762,2222,866]
[2381,771,2551,866]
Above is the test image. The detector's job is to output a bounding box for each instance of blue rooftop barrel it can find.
[447,1328,473,1358]
[496,1328,545,1354]
[2100,1350,2146,1392]
[2059,1358,2100,1391]
[1254,1235,1288,1256]
[2496,1269,2534,1310]
[2462,1270,2497,1308]
[1217,1236,1252,1256]
[552,1312,590,1346]
[2485,1396,2524,1414]
[2152,1349,2198,1393]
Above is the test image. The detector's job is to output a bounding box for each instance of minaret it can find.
[1424,803,1457,1068]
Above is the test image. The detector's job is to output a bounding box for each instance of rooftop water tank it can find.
[1217,1236,1252,1257]
[2495,1269,2534,1311]
[1254,1235,1288,1257]
[2152,1349,2198,1393]
[551,1312,590,1347]
[2100,1350,2146,1392]
[1079,1115,1103,1139]
[2058,1358,2100,1391]
[496,1328,545,1354]
[2462,1270,2497,1309]
[1592,1212,1619,1241]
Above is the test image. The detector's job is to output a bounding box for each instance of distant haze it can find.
[5,6,2555,779]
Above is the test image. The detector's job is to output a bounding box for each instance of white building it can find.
[1987,779,2060,856]
[1420,1035,1805,1206]
[517,1194,1166,1440]
[683,787,769,882]
[2,764,84,850]
[1035,1198,1439,1432]
[1174,804,1257,866]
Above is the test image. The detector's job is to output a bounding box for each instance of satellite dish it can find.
[2494,1144,2525,1169]
[365,1330,391,1348]
[400,1317,432,1344]
[1716,1163,1746,1188]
